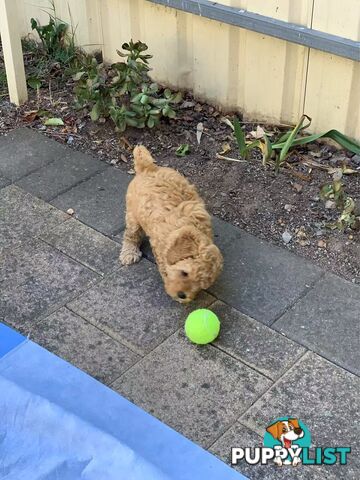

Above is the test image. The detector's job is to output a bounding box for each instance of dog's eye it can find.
[180,271,188,277]
[282,427,287,433]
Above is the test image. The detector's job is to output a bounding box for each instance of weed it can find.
[320,172,359,231]
[264,115,360,171]
[226,115,360,171]
[176,144,190,157]
[73,40,181,132]
[30,0,76,65]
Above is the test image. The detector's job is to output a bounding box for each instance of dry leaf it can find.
[296,227,307,239]
[23,110,39,122]
[120,136,132,150]
[249,125,266,139]
[221,117,235,130]
[298,239,310,246]
[292,182,303,193]
[196,122,204,144]
[216,154,247,163]
[219,142,231,155]
[120,154,128,163]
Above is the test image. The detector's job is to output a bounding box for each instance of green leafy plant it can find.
[320,173,359,231]
[176,144,190,157]
[73,40,181,132]
[24,1,80,90]
[262,115,360,171]
[30,1,76,66]
[227,115,360,172]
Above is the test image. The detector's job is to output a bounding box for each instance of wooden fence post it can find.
[0,0,28,105]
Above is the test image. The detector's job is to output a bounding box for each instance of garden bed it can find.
[0,46,359,284]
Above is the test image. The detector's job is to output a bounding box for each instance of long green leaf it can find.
[278,115,310,166]
[275,117,311,143]
[273,129,360,155]
[233,117,246,157]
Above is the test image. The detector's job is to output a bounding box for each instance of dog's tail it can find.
[133,145,158,174]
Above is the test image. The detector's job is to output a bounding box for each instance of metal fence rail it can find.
[148,0,360,61]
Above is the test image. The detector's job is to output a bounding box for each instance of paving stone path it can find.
[1,128,359,479]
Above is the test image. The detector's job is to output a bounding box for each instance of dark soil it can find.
[0,59,359,284]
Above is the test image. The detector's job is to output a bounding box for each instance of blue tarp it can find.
[0,323,246,480]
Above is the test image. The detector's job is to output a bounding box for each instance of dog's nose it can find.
[294,428,302,435]
[177,291,187,299]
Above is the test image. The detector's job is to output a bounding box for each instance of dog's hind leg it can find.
[119,211,144,265]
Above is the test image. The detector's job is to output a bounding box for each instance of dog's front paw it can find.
[119,245,142,265]
[274,457,283,467]
[292,457,301,467]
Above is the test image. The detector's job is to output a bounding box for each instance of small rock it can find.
[284,204,294,212]
[110,159,117,165]
[325,200,336,209]
[120,154,128,163]
[351,154,360,165]
[127,169,135,175]
[317,240,327,248]
[282,231,292,244]
[180,101,195,109]
[66,208,75,216]
[67,135,74,145]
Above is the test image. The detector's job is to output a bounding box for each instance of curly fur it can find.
[120,146,223,303]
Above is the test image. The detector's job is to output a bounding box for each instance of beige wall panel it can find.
[305,52,360,139]
[100,0,132,62]
[305,0,359,138]
[17,0,50,37]
[311,0,360,41]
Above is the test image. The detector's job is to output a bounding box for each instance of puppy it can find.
[119,146,223,303]
[266,419,304,466]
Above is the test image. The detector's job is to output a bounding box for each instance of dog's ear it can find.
[266,422,281,440]
[289,418,300,429]
[200,244,223,288]
[166,226,199,265]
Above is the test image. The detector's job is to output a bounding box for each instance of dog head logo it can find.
[264,417,311,466]
[266,418,304,449]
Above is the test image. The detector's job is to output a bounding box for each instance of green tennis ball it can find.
[185,309,220,345]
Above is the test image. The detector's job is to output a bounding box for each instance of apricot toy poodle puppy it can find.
[119,146,223,303]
